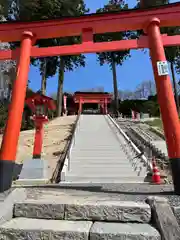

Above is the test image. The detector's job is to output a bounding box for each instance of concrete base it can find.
[16,159,49,185]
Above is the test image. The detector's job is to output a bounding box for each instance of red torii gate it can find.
[74,92,112,114]
[0,2,180,193]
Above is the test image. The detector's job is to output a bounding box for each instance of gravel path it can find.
[0,116,76,181]
[1,183,180,209]
[0,116,76,166]
[16,183,180,207]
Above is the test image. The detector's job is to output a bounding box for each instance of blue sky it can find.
[28,0,179,96]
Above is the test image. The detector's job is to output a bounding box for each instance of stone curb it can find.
[172,205,180,226]
[61,156,69,181]
[0,188,27,225]
[146,196,180,240]
[60,115,80,181]
[13,179,49,186]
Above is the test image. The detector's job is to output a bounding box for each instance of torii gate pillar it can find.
[0,31,34,192]
[146,18,180,194]
[101,103,105,114]
[104,98,108,115]
[79,98,83,113]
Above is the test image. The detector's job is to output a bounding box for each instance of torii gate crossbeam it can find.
[0,3,179,42]
[0,35,180,60]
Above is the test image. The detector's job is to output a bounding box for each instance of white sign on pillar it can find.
[157,61,169,76]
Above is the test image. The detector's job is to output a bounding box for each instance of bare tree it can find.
[134,80,156,99]
[119,90,134,100]
[80,87,105,92]
[119,80,156,100]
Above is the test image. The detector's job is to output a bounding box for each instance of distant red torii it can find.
[74,92,112,114]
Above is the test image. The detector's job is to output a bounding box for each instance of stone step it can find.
[75,137,119,139]
[69,168,146,174]
[75,139,117,141]
[68,167,137,172]
[70,161,132,165]
[71,156,128,160]
[14,200,151,223]
[68,168,147,174]
[70,157,132,160]
[71,152,128,156]
[71,154,132,158]
[66,171,139,176]
[67,173,139,178]
[72,147,124,151]
[0,218,92,239]
[69,166,136,171]
[76,133,115,136]
[90,222,160,240]
[64,176,145,183]
[72,149,127,152]
[72,153,126,157]
[75,135,118,137]
[69,166,135,171]
[70,162,136,166]
[71,157,129,160]
[75,140,118,143]
[69,166,143,172]
[73,147,123,150]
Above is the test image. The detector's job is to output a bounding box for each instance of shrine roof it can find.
[74,91,111,95]
[26,93,56,110]
[0,2,178,25]
[26,92,53,101]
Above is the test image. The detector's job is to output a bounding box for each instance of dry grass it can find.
[0,116,76,176]
[145,118,163,130]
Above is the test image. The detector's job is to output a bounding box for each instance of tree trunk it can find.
[57,57,65,117]
[111,53,119,116]
[41,59,47,95]
[170,61,180,114]
[7,65,17,102]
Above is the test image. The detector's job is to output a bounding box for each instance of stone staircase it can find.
[63,115,148,183]
[0,188,161,239]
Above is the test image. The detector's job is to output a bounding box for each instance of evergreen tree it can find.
[3,0,89,116]
[95,0,134,116]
